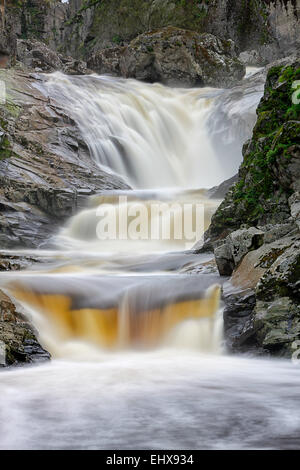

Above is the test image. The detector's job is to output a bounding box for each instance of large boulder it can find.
[222,230,300,354]
[63,0,299,66]
[89,27,245,88]
[215,227,265,276]
[17,39,62,72]
[254,240,300,355]
[16,39,89,74]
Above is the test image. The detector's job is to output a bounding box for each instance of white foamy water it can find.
[1,68,291,451]
[41,71,263,189]
[1,354,300,450]
[55,189,221,252]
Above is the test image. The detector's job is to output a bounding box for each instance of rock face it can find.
[63,0,299,65]
[1,1,299,70]
[16,39,90,75]
[0,289,50,367]
[203,59,300,356]
[0,67,129,249]
[89,27,245,87]
[215,227,265,276]
[0,0,68,63]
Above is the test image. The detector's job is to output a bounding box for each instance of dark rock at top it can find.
[89,27,245,88]
[16,39,91,75]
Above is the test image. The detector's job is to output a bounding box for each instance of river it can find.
[1,67,298,450]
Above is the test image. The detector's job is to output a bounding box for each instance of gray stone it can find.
[214,227,265,276]
[16,39,90,75]
[89,27,245,88]
[0,68,130,249]
[289,192,300,231]
[17,39,62,72]
[227,227,265,265]
[0,289,50,367]
[260,223,297,244]
[214,243,235,277]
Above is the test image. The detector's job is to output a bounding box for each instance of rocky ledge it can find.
[0,289,50,367]
[201,58,300,357]
[0,64,131,366]
[0,67,129,249]
[88,26,245,88]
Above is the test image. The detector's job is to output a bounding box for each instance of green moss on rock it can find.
[205,59,300,247]
[230,63,299,223]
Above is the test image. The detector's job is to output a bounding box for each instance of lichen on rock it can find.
[205,58,300,356]
[89,26,245,88]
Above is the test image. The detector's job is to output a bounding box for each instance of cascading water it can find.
[2,68,297,450]
[41,71,262,189]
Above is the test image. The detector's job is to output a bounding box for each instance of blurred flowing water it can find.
[2,68,296,451]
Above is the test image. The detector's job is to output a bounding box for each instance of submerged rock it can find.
[89,27,245,88]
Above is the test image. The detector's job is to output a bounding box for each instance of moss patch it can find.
[230,63,300,223]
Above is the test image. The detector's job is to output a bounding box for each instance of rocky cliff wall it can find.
[204,58,300,357]
[0,1,298,66]
[62,0,299,63]
[0,0,67,61]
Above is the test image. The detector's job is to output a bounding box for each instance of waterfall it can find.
[55,189,221,252]
[2,69,264,357]
[41,70,263,189]
[7,277,221,354]
[2,69,289,451]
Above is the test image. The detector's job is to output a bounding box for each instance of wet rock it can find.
[230,249,267,291]
[221,232,300,355]
[261,223,298,244]
[254,297,300,354]
[222,284,260,353]
[63,0,299,66]
[203,59,300,357]
[89,27,245,88]
[0,251,41,271]
[204,60,300,249]
[0,290,50,367]
[215,227,265,276]
[214,243,235,277]
[256,241,300,304]
[0,68,130,248]
[289,192,300,231]
[17,39,62,72]
[227,228,265,265]
[239,50,264,66]
[17,39,90,75]
[88,46,123,76]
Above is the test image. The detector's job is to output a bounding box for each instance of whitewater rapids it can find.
[1,354,300,450]
[1,68,289,451]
